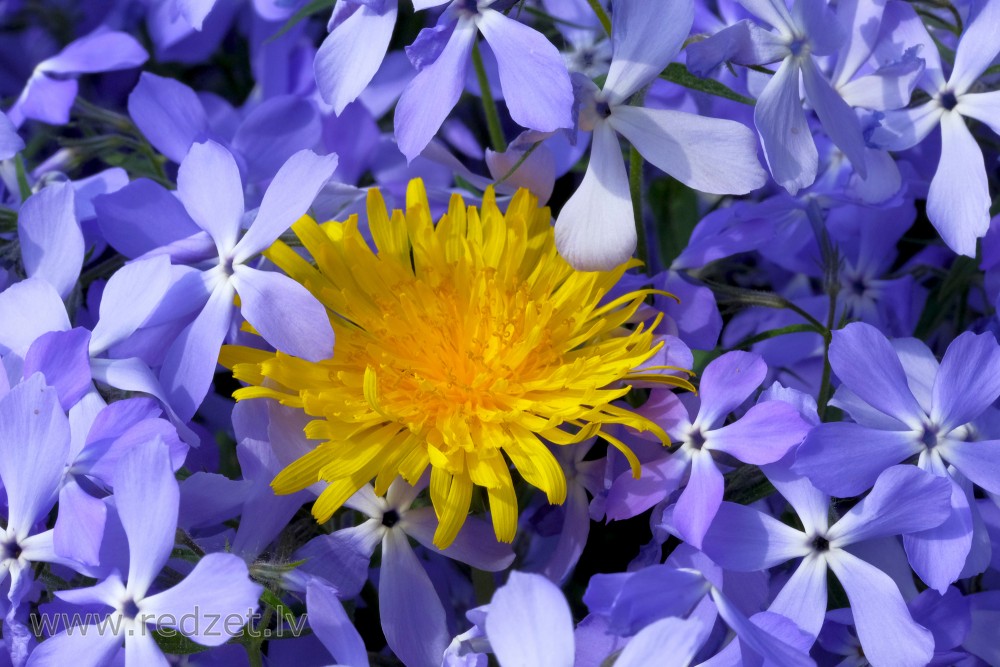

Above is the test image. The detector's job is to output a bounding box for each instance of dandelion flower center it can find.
[222,180,692,547]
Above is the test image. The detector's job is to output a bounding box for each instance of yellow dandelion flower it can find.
[221,179,694,548]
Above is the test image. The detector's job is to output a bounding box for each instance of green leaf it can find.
[268,0,336,43]
[659,63,756,106]
[153,629,215,655]
[724,464,776,505]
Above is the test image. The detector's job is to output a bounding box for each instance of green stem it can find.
[628,144,649,273]
[176,528,206,558]
[79,254,125,287]
[805,198,840,420]
[471,41,507,153]
[494,141,540,185]
[14,154,32,201]
[586,0,612,35]
[816,309,835,421]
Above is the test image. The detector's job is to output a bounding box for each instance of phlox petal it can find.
[828,322,923,427]
[394,19,476,162]
[315,1,397,115]
[554,121,634,271]
[794,422,921,497]
[609,105,767,195]
[94,178,202,259]
[801,57,867,177]
[127,73,210,164]
[613,616,705,667]
[672,450,723,549]
[142,553,262,646]
[826,551,934,666]
[949,0,1000,94]
[306,578,368,667]
[926,112,991,257]
[477,9,573,132]
[231,266,335,363]
[380,528,449,667]
[114,438,178,599]
[603,0,694,103]
[0,374,70,538]
[931,331,1000,432]
[754,58,817,194]
[827,465,952,546]
[403,507,515,571]
[487,572,575,667]
[957,90,1000,136]
[232,149,339,263]
[177,141,244,255]
[159,281,235,422]
[18,182,83,299]
[700,501,811,571]
[90,255,173,355]
[0,279,69,357]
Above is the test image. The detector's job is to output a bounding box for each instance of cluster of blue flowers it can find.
[1,0,999,665]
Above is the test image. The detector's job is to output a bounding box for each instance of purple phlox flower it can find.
[698,463,951,665]
[54,393,187,571]
[521,440,605,583]
[583,548,814,666]
[6,28,147,128]
[538,0,610,78]
[714,198,921,334]
[815,587,972,665]
[605,351,811,548]
[555,0,767,271]
[824,202,924,336]
[0,375,85,661]
[0,111,23,160]
[314,0,400,115]
[284,477,513,667]
[0,259,198,447]
[394,0,574,162]
[869,0,1000,256]
[127,72,322,184]
[178,400,308,561]
[26,439,262,667]
[688,0,870,195]
[794,323,1000,590]
[107,140,338,422]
